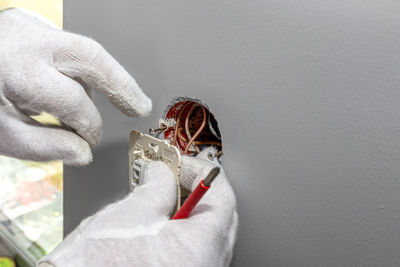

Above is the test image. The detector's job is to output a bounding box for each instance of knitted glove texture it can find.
[0,9,152,165]
[38,148,238,267]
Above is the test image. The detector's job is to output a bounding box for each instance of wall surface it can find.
[64,1,400,266]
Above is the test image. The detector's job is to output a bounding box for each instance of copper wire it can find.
[193,140,222,146]
[177,127,188,143]
[172,102,191,146]
[184,106,207,155]
[170,101,222,158]
[185,104,202,153]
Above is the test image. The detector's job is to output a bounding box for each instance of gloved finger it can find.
[53,32,152,117]
[179,148,237,220]
[0,107,92,166]
[180,147,222,191]
[162,150,238,266]
[185,167,237,224]
[5,66,102,147]
[165,207,238,267]
[87,161,177,226]
[134,161,178,215]
[72,161,177,240]
[167,154,238,266]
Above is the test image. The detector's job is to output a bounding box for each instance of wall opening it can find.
[151,97,223,159]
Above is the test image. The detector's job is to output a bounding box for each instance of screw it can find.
[149,124,167,134]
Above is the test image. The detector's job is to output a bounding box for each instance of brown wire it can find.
[185,104,203,153]
[184,105,195,142]
[172,101,221,157]
[193,140,222,146]
[184,106,207,155]
[172,102,191,146]
[177,127,188,143]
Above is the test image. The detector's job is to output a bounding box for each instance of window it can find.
[0,114,63,265]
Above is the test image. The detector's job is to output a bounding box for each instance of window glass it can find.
[0,158,62,262]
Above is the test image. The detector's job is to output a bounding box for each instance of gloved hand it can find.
[0,8,152,165]
[37,148,238,267]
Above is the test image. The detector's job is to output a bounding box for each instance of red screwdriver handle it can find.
[172,180,209,219]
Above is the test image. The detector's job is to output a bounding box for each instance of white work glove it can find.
[0,8,152,165]
[37,148,238,267]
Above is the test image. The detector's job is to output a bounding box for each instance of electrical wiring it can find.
[177,127,188,143]
[185,104,202,153]
[172,102,191,146]
[160,98,223,159]
[193,140,222,146]
[184,106,207,155]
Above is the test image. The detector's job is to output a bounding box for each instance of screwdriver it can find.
[172,167,220,220]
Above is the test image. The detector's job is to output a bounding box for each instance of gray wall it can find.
[64,1,400,266]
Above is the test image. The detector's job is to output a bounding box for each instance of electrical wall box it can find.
[128,130,182,212]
